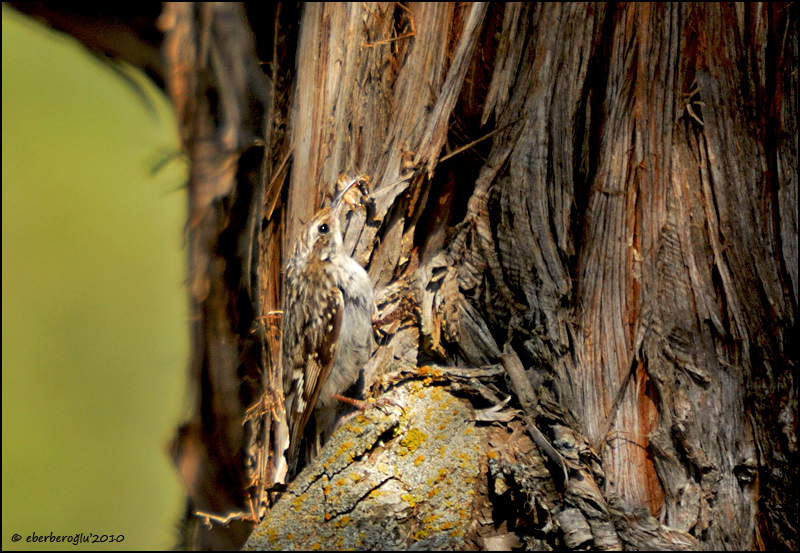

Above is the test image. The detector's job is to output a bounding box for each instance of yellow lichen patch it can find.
[399,427,428,455]
[413,454,425,467]
[400,493,416,507]
[333,515,350,529]
[335,440,355,458]
[487,449,499,459]
[336,478,347,487]
[323,484,331,495]
[413,529,429,541]
[430,386,444,401]
[349,472,361,482]
[419,365,443,378]
[324,512,332,521]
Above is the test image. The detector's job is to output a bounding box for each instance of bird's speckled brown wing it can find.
[282,279,343,471]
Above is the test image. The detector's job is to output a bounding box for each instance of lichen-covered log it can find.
[245,379,484,550]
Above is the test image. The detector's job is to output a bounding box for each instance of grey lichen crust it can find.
[244,379,483,550]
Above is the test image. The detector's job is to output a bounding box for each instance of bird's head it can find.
[292,176,366,263]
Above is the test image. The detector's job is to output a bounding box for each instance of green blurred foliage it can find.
[3,6,189,550]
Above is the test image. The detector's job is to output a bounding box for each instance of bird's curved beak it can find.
[331,175,368,220]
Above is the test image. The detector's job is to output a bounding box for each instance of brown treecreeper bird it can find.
[282,176,373,477]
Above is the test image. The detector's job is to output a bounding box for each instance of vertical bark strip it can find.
[160,3,271,549]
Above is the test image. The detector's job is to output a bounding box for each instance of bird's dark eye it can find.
[318,223,330,234]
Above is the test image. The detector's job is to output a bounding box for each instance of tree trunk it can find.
[14,2,797,550]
